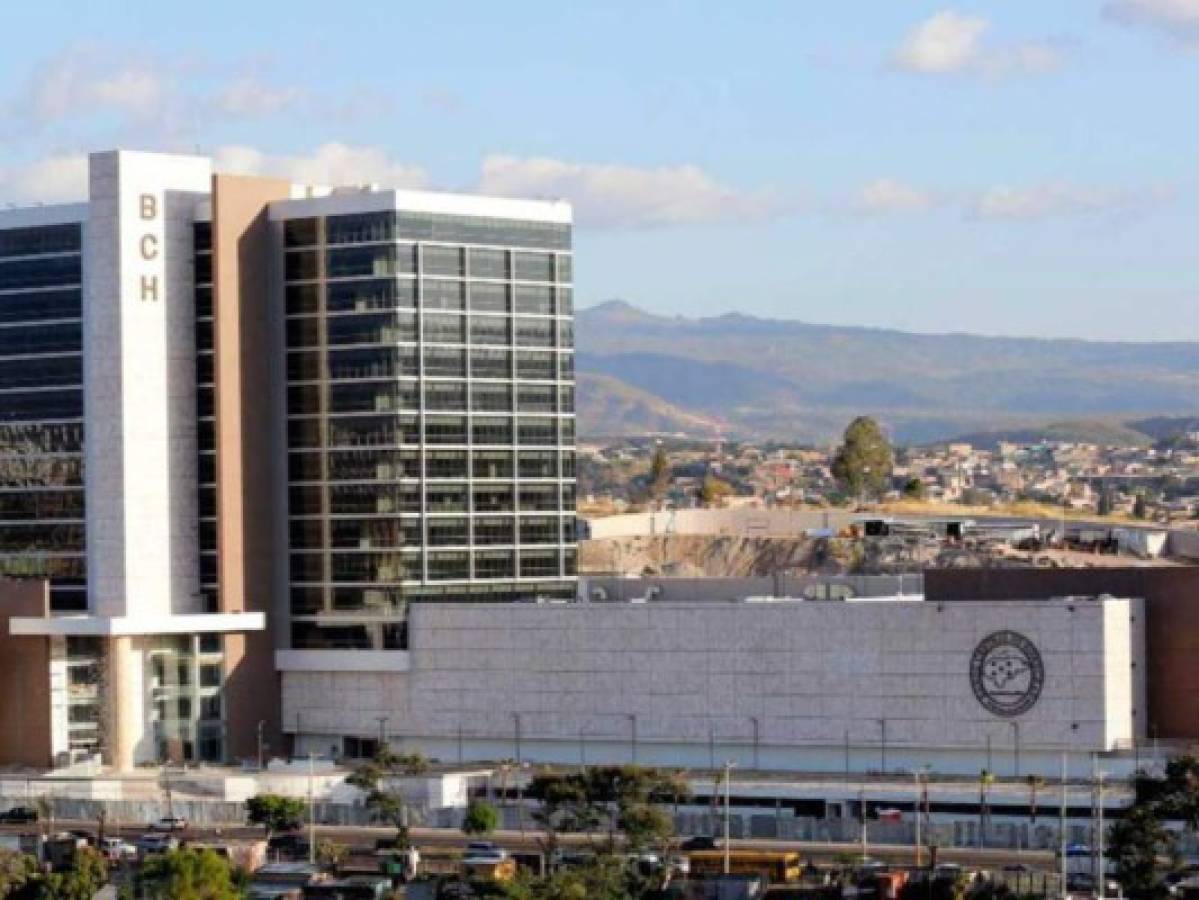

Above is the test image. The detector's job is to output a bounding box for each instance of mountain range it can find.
[574,301,1199,445]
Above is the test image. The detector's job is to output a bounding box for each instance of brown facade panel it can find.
[0,580,53,767]
[925,567,1199,741]
[211,174,291,762]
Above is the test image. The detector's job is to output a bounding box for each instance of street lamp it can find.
[910,765,930,869]
[257,720,266,771]
[1010,721,1021,777]
[723,762,736,875]
[513,713,523,766]
[878,718,887,772]
[749,717,760,770]
[628,714,637,764]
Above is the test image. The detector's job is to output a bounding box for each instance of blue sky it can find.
[1,1,1197,340]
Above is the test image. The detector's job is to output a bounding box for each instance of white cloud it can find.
[210,79,307,119]
[212,143,428,189]
[851,178,940,214]
[968,183,1171,221]
[1105,0,1199,48]
[18,50,171,125]
[0,153,88,204]
[892,10,1064,76]
[477,154,791,228]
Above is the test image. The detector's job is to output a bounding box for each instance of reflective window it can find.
[470,348,511,379]
[327,279,415,313]
[513,252,554,282]
[470,282,509,314]
[423,279,465,311]
[284,218,319,247]
[470,316,510,346]
[469,248,508,279]
[472,450,513,479]
[327,245,416,278]
[514,285,554,316]
[0,222,81,258]
[474,517,515,545]
[474,550,515,578]
[423,245,464,277]
[326,212,394,245]
[0,255,80,290]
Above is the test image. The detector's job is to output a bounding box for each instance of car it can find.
[135,834,178,856]
[463,849,508,865]
[0,807,39,824]
[268,831,311,859]
[99,837,137,863]
[465,841,505,857]
[679,836,718,852]
[150,816,188,833]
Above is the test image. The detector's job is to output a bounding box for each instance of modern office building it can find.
[0,149,577,770]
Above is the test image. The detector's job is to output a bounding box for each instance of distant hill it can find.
[575,301,1199,443]
[576,373,728,438]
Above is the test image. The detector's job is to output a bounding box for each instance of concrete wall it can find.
[926,567,1199,741]
[581,574,922,604]
[84,150,211,619]
[584,509,853,540]
[284,597,1141,776]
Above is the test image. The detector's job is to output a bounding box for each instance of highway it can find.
[1,820,1059,872]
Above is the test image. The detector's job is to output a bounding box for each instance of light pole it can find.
[375,716,388,751]
[628,714,637,764]
[749,717,760,770]
[308,751,316,865]
[513,713,522,766]
[257,720,266,770]
[911,766,929,869]
[1011,721,1021,777]
[723,762,736,875]
[878,718,887,772]
[1097,770,1106,900]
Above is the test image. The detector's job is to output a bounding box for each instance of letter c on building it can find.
[140,234,159,261]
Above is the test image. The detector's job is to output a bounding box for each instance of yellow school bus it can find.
[687,850,802,883]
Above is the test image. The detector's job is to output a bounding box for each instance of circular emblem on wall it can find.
[970,630,1044,717]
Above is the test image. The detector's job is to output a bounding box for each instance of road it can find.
[1,820,1058,872]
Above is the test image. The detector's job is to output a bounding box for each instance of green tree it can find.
[245,793,306,838]
[1108,804,1173,899]
[648,447,670,503]
[346,748,430,844]
[26,848,108,900]
[698,474,733,507]
[0,849,37,898]
[462,800,501,836]
[831,417,893,500]
[125,848,242,900]
[501,854,635,900]
[902,477,926,500]
[316,840,349,874]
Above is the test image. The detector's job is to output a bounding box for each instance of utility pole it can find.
[257,720,266,770]
[513,713,522,766]
[1060,753,1068,900]
[1097,770,1106,900]
[308,751,316,866]
[723,762,735,875]
[879,718,887,772]
[1011,721,1021,777]
[750,716,760,771]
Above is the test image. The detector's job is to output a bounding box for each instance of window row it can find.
[0,489,84,521]
[292,382,574,415]
[0,455,83,487]
[0,256,82,292]
[288,347,573,382]
[288,448,576,482]
[288,482,572,516]
[0,288,81,324]
[0,388,82,422]
[286,212,571,253]
[0,223,81,259]
[0,421,82,454]
[0,354,81,390]
[287,279,572,317]
[0,322,82,356]
[288,515,576,550]
[290,548,575,584]
[290,414,574,449]
[287,311,573,349]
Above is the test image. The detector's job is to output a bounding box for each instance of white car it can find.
[150,816,188,833]
[99,837,137,862]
